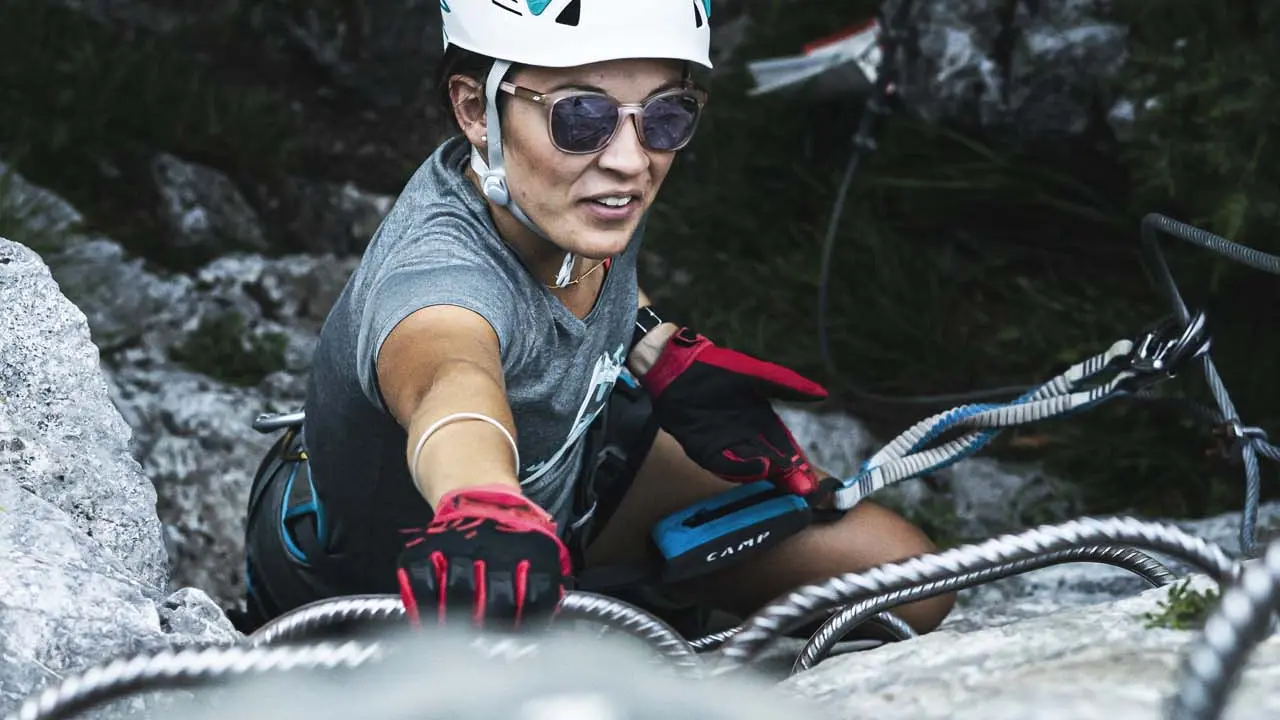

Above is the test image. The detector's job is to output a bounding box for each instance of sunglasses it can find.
[499,81,708,155]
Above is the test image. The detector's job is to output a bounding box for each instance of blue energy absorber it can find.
[651,481,812,583]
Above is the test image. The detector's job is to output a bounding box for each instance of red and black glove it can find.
[640,327,833,498]
[396,484,572,631]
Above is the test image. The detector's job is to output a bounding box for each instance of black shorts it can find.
[237,372,688,635]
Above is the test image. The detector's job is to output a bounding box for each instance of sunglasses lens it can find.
[641,94,701,151]
[550,95,619,153]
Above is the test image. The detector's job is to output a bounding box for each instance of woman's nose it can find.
[596,114,649,175]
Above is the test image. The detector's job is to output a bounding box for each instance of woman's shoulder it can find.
[384,138,484,226]
[367,138,501,258]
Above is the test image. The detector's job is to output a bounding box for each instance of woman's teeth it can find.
[594,196,633,207]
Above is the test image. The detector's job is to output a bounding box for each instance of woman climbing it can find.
[240,0,955,638]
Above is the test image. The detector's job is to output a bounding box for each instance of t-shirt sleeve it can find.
[353,243,520,414]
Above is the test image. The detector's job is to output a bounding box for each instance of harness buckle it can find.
[1120,311,1212,390]
[252,409,306,435]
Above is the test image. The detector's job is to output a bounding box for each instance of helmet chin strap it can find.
[473,59,577,289]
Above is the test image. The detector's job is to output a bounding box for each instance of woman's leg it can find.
[583,429,955,633]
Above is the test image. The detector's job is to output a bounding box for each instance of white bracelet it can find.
[410,412,521,490]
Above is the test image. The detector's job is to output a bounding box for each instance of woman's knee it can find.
[676,499,956,633]
[582,427,956,633]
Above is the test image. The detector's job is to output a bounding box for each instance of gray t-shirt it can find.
[303,135,639,582]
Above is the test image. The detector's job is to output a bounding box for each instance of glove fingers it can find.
[516,565,562,622]
[757,424,825,496]
[398,544,451,627]
[698,346,828,402]
[702,440,771,482]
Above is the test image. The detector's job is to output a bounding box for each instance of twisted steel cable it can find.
[559,591,702,675]
[249,591,702,676]
[1166,538,1280,720]
[859,610,918,643]
[10,592,702,720]
[792,545,1176,673]
[1140,213,1280,556]
[713,517,1240,674]
[7,642,383,720]
[6,521,1247,720]
[247,594,403,646]
[687,608,917,654]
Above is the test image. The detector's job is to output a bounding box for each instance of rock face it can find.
[884,0,1129,141]
[1,159,362,610]
[0,239,239,718]
[0,240,167,588]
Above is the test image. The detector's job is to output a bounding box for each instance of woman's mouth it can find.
[581,194,640,222]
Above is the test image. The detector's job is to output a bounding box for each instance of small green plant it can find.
[1142,579,1221,630]
[169,310,288,387]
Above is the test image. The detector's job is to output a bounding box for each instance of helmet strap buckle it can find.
[475,59,575,288]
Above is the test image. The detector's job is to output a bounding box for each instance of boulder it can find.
[0,239,167,587]
[0,238,239,719]
[884,0,1129,141]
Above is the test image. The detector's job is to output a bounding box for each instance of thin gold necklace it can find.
[547,257,608,289]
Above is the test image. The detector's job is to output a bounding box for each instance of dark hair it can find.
[435,46,519,134]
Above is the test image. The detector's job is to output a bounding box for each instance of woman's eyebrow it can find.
[544,78,686,94]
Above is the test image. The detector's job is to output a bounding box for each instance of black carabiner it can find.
[1122,311,1212,390]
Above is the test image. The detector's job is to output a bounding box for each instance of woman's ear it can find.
[448,75,488,152]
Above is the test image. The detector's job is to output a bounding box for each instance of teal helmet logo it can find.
[522,0,707,19]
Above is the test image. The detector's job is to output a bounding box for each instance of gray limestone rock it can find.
[151,153,268,257]
[0,237,238,720]
[0,239,168,589]
[782,577,1280,719]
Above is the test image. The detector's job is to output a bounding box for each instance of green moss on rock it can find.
[169,311,288,387]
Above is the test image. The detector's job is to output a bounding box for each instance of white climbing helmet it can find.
[441,0,713,287]
[440,0,714,71]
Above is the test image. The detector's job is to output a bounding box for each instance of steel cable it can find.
[248,591,702,676]
[792,544,1175,673]
[1166,537,1280,720]
[11,518,1259,720]
[688,609,917,654]
[7,642,384,720]
[714,516,1240,674]
[1140,213,1280,557]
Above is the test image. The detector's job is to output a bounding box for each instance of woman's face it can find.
[488,58,693,260]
